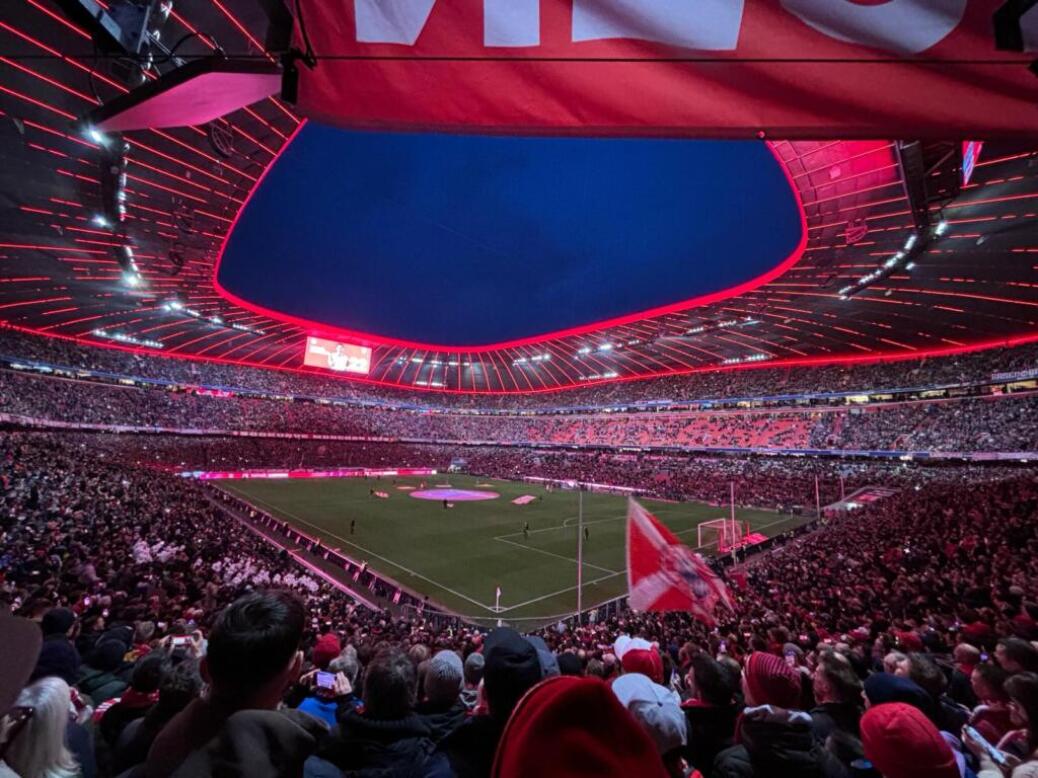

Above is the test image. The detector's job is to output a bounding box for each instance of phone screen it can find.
[316,671,335,690]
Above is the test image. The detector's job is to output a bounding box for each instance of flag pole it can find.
[815,474,822,519]
[729,481,736,539]
[576,487,584,620]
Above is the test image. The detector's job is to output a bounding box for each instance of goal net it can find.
[697,518,744,553]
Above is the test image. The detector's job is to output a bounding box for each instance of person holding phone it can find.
[294,666,354,727]
[966,672,1038,778]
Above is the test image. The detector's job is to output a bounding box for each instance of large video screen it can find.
[304,336,372,375]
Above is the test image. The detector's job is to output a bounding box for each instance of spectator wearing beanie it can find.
[427,627,543,778]
[418,650,468,742]
[311,633,341,671]
[612,673,687,778]
[42,607,79,645]
[681,653,741,775]
[557,652,584,677]
[460,652,484,710]
[310,647,435,777]
[712,652,845,778]
[614,635,665,685]
[865,673,937,721]
[491,675,668,778]
[861,703,961,778]
[525,635,560,678]
[77,639,131,706]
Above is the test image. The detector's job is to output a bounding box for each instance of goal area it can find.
[697,517,747,553]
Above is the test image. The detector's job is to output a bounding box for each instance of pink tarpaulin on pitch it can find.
[512,495,537,505]
[295,1,1038,139]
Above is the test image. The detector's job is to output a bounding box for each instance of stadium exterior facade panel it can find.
[2,1,1038,393]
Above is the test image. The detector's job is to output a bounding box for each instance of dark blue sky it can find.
[219,123,801,346]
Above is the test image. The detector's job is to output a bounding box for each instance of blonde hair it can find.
[5,677,80,778]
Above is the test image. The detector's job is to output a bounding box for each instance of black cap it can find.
[482,628,542,719]
[41,607,76,637]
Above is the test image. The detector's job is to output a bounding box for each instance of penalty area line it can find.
[494,536,619,575]
[497,570,625,613]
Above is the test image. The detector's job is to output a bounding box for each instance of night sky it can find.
[219,122,801,346]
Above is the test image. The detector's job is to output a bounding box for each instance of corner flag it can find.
[626,498,734,624]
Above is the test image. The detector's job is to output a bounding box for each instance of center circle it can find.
[410,488,500,502]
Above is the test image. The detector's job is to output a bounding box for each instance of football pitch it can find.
[217,474,805,626]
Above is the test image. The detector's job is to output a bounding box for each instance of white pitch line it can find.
[225,489,499,613]
[497,514,627,540]
[494,536,619,575]
[498,570,625,612]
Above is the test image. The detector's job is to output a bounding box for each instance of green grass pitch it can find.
[217,474,804,626]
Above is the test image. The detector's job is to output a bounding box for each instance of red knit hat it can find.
[492,676,668,778]
[896,630,924,653]
[743,652,801,709]
[311,633,341,670]
[861,703,960,778]
[614,636,664,684]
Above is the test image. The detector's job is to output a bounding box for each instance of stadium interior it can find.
[1,2,1037,778]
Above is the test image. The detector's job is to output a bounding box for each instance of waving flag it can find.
[626,498,733,624]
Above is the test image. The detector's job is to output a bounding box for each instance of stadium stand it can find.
[2,428,1036,777]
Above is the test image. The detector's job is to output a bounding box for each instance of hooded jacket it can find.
[712,705,849,778]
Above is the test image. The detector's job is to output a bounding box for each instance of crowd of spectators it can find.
[43,432,1026,513]
[2,429,1037,777]
[3,326,1037,412]
[3,366,1038,454]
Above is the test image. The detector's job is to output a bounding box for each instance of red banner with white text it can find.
[295,0,1038,139]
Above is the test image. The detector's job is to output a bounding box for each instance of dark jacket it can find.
[416,700,469,744]
[171,709,325,778]
[810,701,863,741]
[77,666,129,706]
[311,709,435,777]
[682,699,740,774]
[712,705,849,778]
[423,715,504,778]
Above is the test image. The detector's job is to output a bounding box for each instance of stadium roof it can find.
[1,1,1037,393]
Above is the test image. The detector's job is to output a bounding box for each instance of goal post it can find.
[697,517,744,553]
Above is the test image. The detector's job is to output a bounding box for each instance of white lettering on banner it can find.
[354,0,436,45]
[354,0,969,52]
[780,0,967,54]
[573,0,744,50]
[486,0,540,47]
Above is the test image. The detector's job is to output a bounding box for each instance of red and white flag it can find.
[626,498,734,624]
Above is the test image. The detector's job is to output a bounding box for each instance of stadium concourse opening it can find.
[2,2,1038,778]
